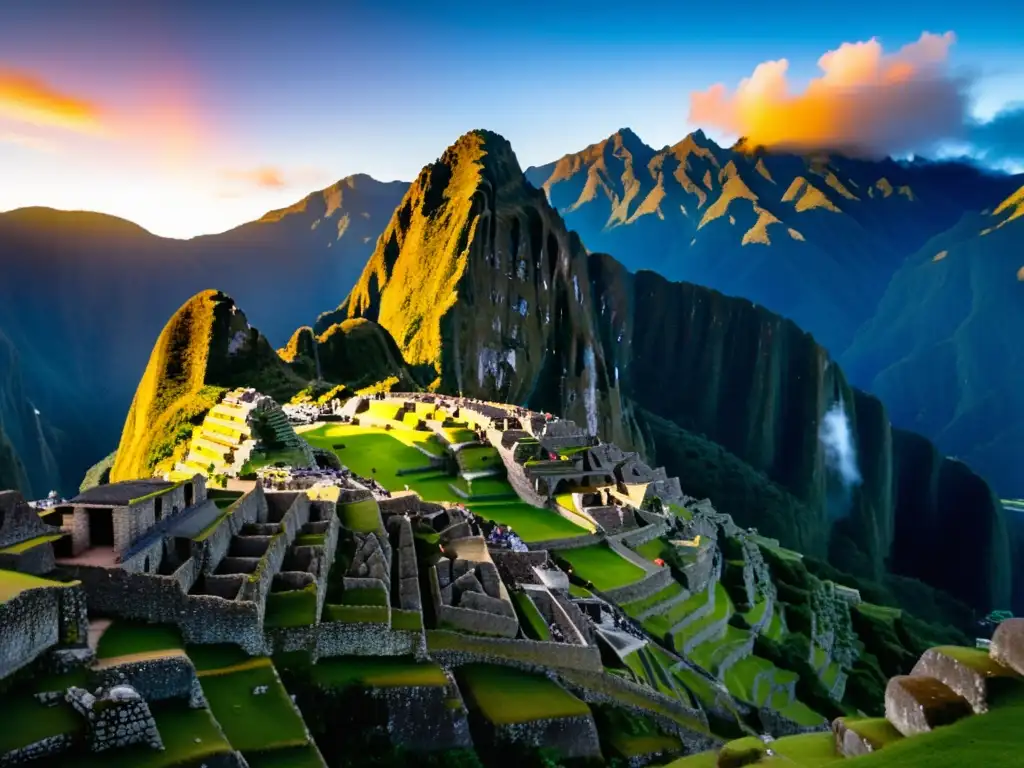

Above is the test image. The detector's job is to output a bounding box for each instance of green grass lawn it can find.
[838,717,904,751]
[0,533,64,555]
[0,692,82,753]
[263,585,318,628]
[633,537,670,562]
[770,732,842,766]
[609,731,682,759]
[781,700,827,727]
[457,664,590,724]
[471,500,590,543]
[453,475,517,498]
[443,427,477,444]
[340,586,389,606]
[391,608,424,631]
[673,583,732,651]
[812,643,828,670]
[688,625,751,675]
[569,583,593,598]
[294,533,326,546]
[198,658,309,753]
[622,581,686,618]
[723,654,777,705]
[71,704,233,768]
[646,644,694,708]
[643,585,711,637]
[743,597,769,628]
[303,424,440,484]
[335,498,382,534]
[244,744,326,768]
[186,643,252,673]
[512,591,551,640]
[671,665,724,712]
[838,685,1024,767]
[456,445,501,472]
[96,621,183,660]
[554,492,577,513]
[310,655,448,689]
[856,602,902,624]
[559,544,646,591]
[763,607,786,641]
[821,660,841,690]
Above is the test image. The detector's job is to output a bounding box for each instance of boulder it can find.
[452,571,484,597]
[912,646,1021,713]
[884,675,973,736]
[990,618,1024,677]
[831,717,902,757]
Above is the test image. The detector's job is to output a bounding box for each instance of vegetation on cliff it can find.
[111,290,306,482]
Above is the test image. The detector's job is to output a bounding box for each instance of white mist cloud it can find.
[820,398,861,489]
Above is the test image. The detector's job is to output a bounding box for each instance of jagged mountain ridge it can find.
[842,184,1024,501]
[329,129,1012,612]
[0,174,406,494]
[526,128,1023,355]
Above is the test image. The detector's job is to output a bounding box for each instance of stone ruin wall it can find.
[0,586,61,679]
[375,678,473,752]
[93,652,206,708]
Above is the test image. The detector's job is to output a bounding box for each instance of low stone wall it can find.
[93,651,204,706]
[604,566,674,605]
[0,733,74,767]
[619,519,669,549]
[376,680,473,751]
[391,516,422,611]
[483,714,602,760]
[238,494,310,607]
[557,668,717,753]
[757,706,829,737]
[527,588,587,646]
[715,635,756,678]
[377,494,423,517]
[427,630,603,673]
[0,586,62,679]
[266,620,423,659]
[0,540,56,576]
[438,604,518,637]
[670,578,717,637]
[57,564,188,624]
[180,594,265,654]
[529,532,603,552]
[200,486,265,574]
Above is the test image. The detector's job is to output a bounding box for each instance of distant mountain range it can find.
[0,176,407,495]
[0,127,1021,510]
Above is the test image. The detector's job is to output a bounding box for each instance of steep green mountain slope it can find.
[329,129,1011,614]
[526,129,1022,356]
[842,186,1024,502]
[321,129,647,451]
[279,318,417,390]
[112,290,306,482]
[0,174,406,493]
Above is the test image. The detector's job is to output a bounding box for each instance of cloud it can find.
[222,166,288,189]
[0,68,103,134]
[689,32,972,157]
[0,130,58,153]
[219,165,328,192]
[969,103,1024,164]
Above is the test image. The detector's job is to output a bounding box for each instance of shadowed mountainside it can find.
[328,129,1012,612]
[0,174,406,493]
[842,186,1024,502]
[526,128,1022,355]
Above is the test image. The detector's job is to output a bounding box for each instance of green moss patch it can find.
[559,544,646,591]
[340,586,389,606]
[322,604,389,624]
[456,663,590,725]
[769,731,841,766]
[622,581,686,618]
[199,658,309,753]
[391,609,424,631]
[264,585,318,628]
[311,655,448,689]
[512,591,551,641]
[0,569,65,603]
[0,691,82,754]
[244,744,326,768]
[186,643,252,673]
[336,498,382,534]
[96,621,183,660]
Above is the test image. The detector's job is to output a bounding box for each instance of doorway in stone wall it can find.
[87,508,114,547]
[184,483,194,508]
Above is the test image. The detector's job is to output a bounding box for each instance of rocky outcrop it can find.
[111,290,305,482]
[883,675,973,736]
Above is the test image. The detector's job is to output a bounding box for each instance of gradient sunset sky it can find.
[2,0,1022,238]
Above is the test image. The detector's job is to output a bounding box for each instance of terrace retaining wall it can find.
[0,733,74,767]
[92,651,204,706]
[427,630,603,673]
[620,518,670,549]
[377,680,473,751]
[200,487,266,574]
[0,586,61,679]
[604,566,674,605]
[266,620,424,659]
[484,714,602,760]
[529,532,603,552]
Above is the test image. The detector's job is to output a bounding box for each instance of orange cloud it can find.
[689,32,970,157]
[222,166,288,189]
[0,68,102,134]
[220,165,328,192]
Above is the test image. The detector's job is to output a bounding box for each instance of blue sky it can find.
[1,0,1021,237]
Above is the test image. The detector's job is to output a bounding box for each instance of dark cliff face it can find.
[327,129,1012,612]
[586,256,1011,611]
[0,331,63,496]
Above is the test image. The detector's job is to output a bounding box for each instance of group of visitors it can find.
[486,524,528,552]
